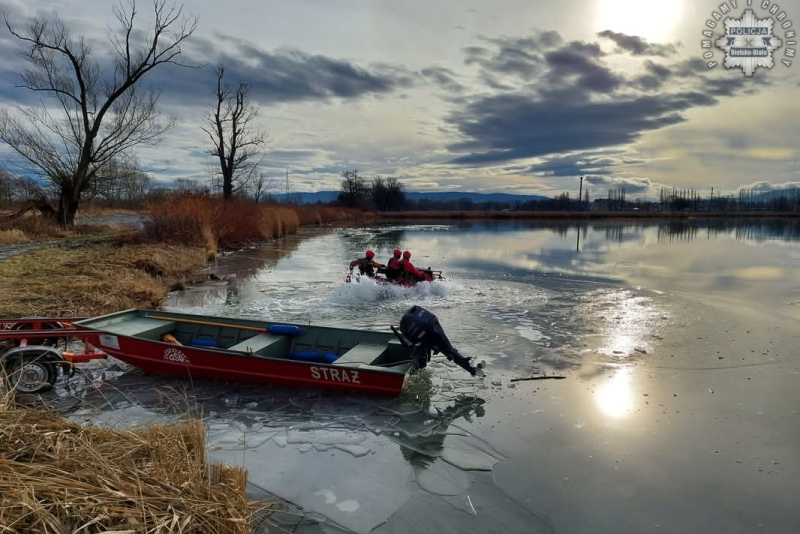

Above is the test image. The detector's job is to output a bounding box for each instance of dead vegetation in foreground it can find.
[0,393,275,533]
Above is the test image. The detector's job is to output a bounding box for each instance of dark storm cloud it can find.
[447,29,765,167]
[463,31,563,79]
[631,60,673,91]
[704,76,767,97]
[145,35,416,105]
[448,91,716,165]
[420,67,465,93]
[544,41,622,94]
[0,19,415,107]
[583,175,653,194]
[527,153,647,177]
[674,58,707,77]
[597,30,679,57]
[527,154,612,177]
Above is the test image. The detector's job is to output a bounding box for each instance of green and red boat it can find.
[1,307,483,396]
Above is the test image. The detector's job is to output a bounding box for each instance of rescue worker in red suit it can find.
[383,249,403,281]
[349,250,383,278]
[399,251,432,283]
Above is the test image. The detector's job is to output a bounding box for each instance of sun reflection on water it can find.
[596,367,634,418]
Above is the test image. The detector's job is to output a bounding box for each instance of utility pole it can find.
[285,169,290,199]
[578,176,583,211]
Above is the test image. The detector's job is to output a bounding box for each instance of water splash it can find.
[327,277,451,305]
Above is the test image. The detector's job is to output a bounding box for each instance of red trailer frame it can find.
[1,318,108,392]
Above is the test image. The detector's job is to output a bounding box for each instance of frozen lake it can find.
[58,219,800,533]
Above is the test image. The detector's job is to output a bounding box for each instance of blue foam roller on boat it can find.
[290,350,321,362]
[321,352,339,364]
[269,324,302,336]
[192,338,220,348]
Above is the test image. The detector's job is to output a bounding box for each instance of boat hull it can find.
[84,332,409,397]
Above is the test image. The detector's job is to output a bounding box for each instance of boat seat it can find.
[228,333,284,354]
[334,342,387,367]
[106,317,176,339]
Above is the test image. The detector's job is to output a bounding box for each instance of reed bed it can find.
[144,196,300,249]
[144,195,366,251]
[0,397,273,533]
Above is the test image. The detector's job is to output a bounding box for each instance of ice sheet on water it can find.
[72,404,175,429]
[287,429,367,446]
[309,399,380,419]
[441,434,505,471]
[336,500,360,512]
[209,429,244,446]
[208,428,277,450]
[225,435,414,534]
[443,494,478,516]
[334,444,371,458]
[415,459,471,496]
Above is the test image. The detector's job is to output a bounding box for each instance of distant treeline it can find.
[5,164,800,216]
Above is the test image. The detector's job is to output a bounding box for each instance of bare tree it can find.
[173,177,201,194]
[249,171,273,204]
[371,176,388,211]
[337,170,369,208]
[385,177,405,211]
[0,167,11,207]
[84,156,152,207]
[202,64,266,200]
[0,171,59,220]
[0,1,198,226]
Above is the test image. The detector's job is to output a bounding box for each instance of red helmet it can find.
[393,249,402,257]
[403,250,411,260]
[365,250,375,259]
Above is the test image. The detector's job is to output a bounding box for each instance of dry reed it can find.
[144,196,303,249]
[0,214,109,243]
[0,399,273,533]
[0,244,208,318]
[144,195,365,251]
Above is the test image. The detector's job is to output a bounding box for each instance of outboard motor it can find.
[397,306,485,377]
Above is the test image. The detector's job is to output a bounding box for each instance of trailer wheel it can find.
[4,356,57,393]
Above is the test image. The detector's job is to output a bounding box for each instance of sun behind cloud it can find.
[594,0,684,43]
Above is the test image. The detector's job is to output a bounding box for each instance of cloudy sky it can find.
[1,0,799,197]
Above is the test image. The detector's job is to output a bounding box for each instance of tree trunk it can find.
[222,171,233,200]
[56,190,80,227]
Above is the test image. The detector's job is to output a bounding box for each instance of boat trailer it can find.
[0,318,108,393]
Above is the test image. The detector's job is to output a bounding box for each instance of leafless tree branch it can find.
[0,0,198,226]
[203,63,267,199]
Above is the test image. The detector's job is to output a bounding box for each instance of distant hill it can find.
[273,190,550,204]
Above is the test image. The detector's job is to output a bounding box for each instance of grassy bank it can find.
[0,215,112,244]
[379,210,800,220]
[0,244,208,317]
[0,198,364,318]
